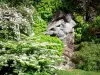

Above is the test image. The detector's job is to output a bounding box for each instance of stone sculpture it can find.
[45,10,76,69]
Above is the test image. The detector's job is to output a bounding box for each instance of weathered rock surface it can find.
[45,10,76,69]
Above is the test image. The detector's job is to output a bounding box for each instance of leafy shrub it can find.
[0,0,33,7]
[0,12,63,74]
[73,42,100,71]
[0,3,64,75]
[33,0,63,21]
[74,15,89,43]
[33,10,64,55]
[75,15,100,43]
[56,69,100,75]
[0,35,63,75]
[0,4,34,41]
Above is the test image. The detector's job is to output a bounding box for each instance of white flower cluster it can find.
[0,4,34,41]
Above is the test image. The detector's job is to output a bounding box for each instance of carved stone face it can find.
[45,20,64,38]
[45,13,76,43]
[45,11,76,68]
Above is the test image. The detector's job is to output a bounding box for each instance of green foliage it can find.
[33,0,63,42]
[89,16,100,28]
[0,35,63,74]
[96,16,100,27]
[0,4,33,41]
[56,69,100,75]
[1,0,100,74]
[74,14,100,43]
[58,0,77,12]
[74,14,89,43]
[33,0,63,21]
[33,10,64,55]
[0,2,63,75]
[73,42,100,71]
[0,0,33,7]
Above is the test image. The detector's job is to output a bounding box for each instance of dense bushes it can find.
[0,35,63,74]
[0,0,100,74]
[0,0,33,7]
[33,5,64,55]
[33,0,62,21]
[74,15,100,71]
[0,2,63,75]
[75,14,100,43]
[0,4,34,41]
[73,42,100,71]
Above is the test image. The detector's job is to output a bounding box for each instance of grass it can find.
[56,69,100,75]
